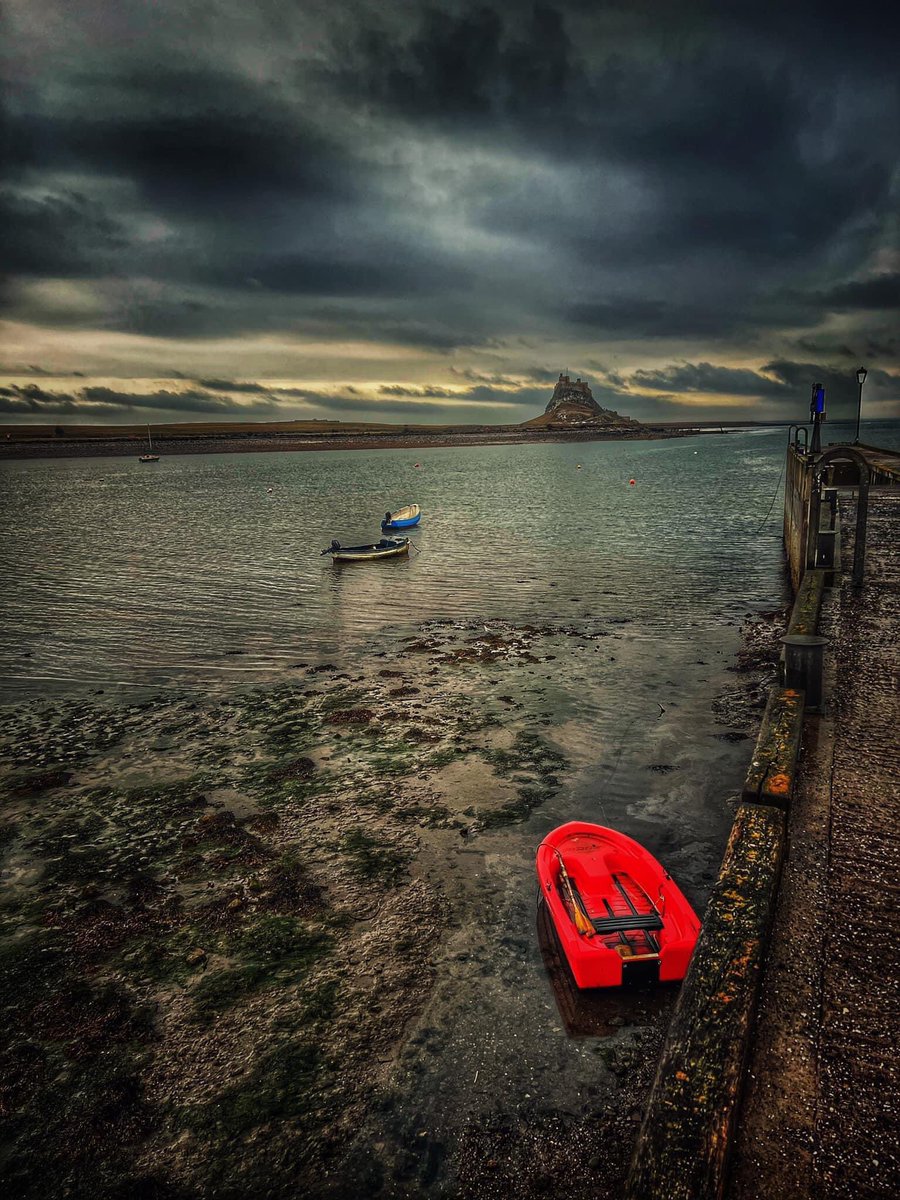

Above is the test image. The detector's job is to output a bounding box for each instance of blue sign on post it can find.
[812,384,825,415]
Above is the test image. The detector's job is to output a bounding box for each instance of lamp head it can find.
[856,366,868,386]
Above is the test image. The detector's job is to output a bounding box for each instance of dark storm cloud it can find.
[562,297,770,340]
[378,381,543,405]
[815,274,900,312]
[196,379,273,394]
[863,337,900,360]
[2,42,474,340]
[630,363,792,398]
[338,2,898,272]
[794,338,860,360]
[760,360,898,401]
[0,375,538,423]
[585,362,630,390]
[627,358,899,416]
[353,321,492,353]
[2,65,356,213]
[2,0,899,395]
[122,297,489,348]
[565,298,676,335]
[0,188,127,278]
[792,324,900,364]
[378,385,460,398]
[448,366,564,387]
[0,384,72,411]
[0,383,281,418]
[340,4,574,123]
[219,252,469,299]
[289,390,534,422]
[80,387,279,415]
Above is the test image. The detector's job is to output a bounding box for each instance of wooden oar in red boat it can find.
[540,843,595,938]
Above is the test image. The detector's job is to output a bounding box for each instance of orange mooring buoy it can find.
[629,478,636,486]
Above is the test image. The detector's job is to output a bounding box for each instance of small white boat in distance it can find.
[139,424,160,462]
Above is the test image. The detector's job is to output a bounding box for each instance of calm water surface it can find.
[3,419,895,696]
[2,428,796,696]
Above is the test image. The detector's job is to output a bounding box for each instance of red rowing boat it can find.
[536,821,700,989]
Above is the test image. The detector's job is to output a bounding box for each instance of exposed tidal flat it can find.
[0,432,796,1197]
[0,614,784,1198]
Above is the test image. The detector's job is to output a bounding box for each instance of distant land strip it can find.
[0,419,777,459]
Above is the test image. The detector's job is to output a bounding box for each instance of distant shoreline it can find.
[0,423,740,460]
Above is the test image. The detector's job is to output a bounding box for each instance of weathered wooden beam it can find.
[741,687,805,810]
[787,569,825,636]
[625,802,786,1200]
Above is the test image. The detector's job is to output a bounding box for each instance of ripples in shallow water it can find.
[0,429,805,698]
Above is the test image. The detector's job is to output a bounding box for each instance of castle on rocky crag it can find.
[524,372,638,428]
[545,372,603,414]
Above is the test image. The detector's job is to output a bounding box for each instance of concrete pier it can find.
[730,491,900,1199]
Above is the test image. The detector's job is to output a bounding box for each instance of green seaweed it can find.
[177,1037,335,1190]
[482,730,566,779]
[190,918,332,1023]
[300,978,341,1023]
[340,828,410,885]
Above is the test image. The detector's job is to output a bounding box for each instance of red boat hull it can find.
[536,821,700,989]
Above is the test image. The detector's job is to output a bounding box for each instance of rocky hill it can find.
[522,372,640,429]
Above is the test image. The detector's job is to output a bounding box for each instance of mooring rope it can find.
[751,429,793,537]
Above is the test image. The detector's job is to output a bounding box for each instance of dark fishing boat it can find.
[536,821,700,989]
[321,537,410,563]
[381,504,421,530]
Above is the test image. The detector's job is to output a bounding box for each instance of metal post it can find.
[816,528,836,568]
[854,370,866,443]
[781,635,827,710]
[806,480,822,569]
[852,479,869,587]
[822,487,838,529]
[788,424,809,453]
[810,383,824,454]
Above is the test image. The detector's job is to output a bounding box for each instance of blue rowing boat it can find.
[382,504,421,530]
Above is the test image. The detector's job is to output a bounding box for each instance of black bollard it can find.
[781,634,827,711]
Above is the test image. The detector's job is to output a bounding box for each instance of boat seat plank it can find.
[590,912,665,934]
[568,879,664,936]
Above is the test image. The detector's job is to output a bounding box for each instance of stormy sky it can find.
[1,0,898,425]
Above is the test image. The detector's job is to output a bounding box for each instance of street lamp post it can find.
[854,366,867,444]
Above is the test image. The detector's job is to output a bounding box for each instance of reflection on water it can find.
[536,899,675,1038]
[4,418,898,697]
[0,427,810,698]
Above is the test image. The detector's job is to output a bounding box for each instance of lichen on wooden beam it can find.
[625,802,786,1200]
[741,687,805,810]
[787,569,825,637]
